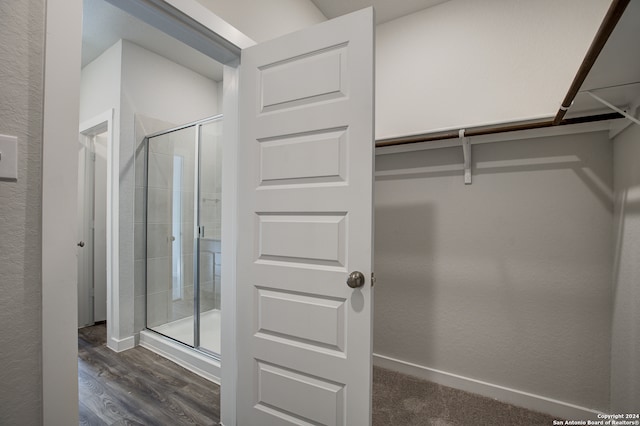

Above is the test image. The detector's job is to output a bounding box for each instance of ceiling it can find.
[309,0,450,24]
[81,0,451,81]
[81,0,224,81]
[82,0,639,120]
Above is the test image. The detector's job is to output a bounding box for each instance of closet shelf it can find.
[376,0,637,150]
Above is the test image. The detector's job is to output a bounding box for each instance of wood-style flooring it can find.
[78,323,220,425]
[79,323,558,425]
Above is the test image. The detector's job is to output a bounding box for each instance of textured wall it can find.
[611,121,640,412]
[374,132,613,411]
[0,0,45,424]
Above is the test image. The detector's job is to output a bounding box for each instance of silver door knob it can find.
[77,241,85,247]
[346,271,365,288]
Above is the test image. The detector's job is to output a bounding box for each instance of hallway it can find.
[78,324,220,425]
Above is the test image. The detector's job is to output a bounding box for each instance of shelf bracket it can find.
[586,91,640,127]
[460,129,471,185]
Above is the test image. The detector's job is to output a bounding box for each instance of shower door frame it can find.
[143,114,223,355]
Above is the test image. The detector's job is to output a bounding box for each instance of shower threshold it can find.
[140,310,221,383]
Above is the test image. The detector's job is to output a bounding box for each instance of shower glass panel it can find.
[145,115,222,356]
[146,125,197,346]
[198,119,222,353]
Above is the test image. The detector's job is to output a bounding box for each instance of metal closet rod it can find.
[376,0,630,149]
[375,112,622,148]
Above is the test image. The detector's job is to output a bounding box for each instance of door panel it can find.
[256,361,345,426]
[258,128,347,185]
[77,135,93,327]
[237,8,374,425]
[93,132,108,322]
[259,45,346,112]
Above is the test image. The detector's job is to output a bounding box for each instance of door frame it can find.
[78,111,115,331]
[42,1,252,424]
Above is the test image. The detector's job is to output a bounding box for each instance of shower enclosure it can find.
[144,115,222,358]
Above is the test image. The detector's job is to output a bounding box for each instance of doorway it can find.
[42,0,327,424]
[77,128,108,327]
[43,2,372,424]
[78,115,113,328]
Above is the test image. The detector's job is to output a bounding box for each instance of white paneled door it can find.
[237,8,375,426]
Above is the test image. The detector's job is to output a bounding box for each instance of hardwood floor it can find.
[78,324,220,425]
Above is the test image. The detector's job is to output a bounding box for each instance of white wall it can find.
[79,41,122,123]
[375,0,611,139]
[374,131,613,413]
[195,0,326,43]
[611,120,640,413]
[0,1,45,424]
[121,40,219,125]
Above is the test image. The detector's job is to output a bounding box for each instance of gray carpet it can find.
[373,366,558,426]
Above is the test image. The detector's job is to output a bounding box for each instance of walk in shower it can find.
[144,115,222,360]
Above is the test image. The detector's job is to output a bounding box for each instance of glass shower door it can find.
[145,116,222,356]
[146,125,197,346]
[197,118,223,354]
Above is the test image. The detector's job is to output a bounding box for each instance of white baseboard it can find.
[373,353,605,421]
[107,335,135,352]
[139,329,221,384]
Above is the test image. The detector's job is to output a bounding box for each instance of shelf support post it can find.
[460,129,471,185]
